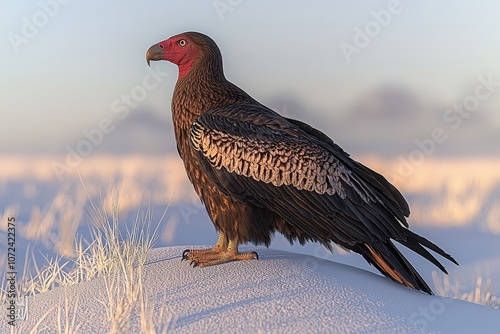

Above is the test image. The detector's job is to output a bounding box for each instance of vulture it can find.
[146,32,457,294]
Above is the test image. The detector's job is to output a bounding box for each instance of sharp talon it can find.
[182,249,190,261]
[251,251,259,260]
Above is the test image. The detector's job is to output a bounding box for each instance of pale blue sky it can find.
[1,0,500,154]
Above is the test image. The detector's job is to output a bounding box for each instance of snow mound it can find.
[7,247,499,333]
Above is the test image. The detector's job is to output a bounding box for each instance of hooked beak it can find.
[146,43,163,66]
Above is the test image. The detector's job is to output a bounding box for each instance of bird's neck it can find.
[173,66,251,118]
[170,66,253,160]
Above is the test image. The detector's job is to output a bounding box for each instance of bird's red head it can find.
[146,33,200,80]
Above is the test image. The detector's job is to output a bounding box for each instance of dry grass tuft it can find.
[2,179,169,333]
[433,271,500,309]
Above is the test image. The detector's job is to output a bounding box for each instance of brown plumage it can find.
[146,31,458,294]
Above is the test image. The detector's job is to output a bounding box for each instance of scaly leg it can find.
[182,231,227,262]
[182,233,258,267]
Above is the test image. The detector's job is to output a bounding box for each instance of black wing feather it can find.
[190,102,457,293]
[191,103,404,243]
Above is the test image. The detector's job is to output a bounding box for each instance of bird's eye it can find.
[179,39,187,47]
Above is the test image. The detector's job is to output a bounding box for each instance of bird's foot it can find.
[182,248,258,268]
[181,245,224,262]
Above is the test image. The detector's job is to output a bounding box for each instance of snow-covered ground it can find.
[3,246,499,334]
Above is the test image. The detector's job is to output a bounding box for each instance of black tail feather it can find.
[357,229,459,294]
[359,241,434,294]
[404,229,459,266]
[398,238,449,274]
